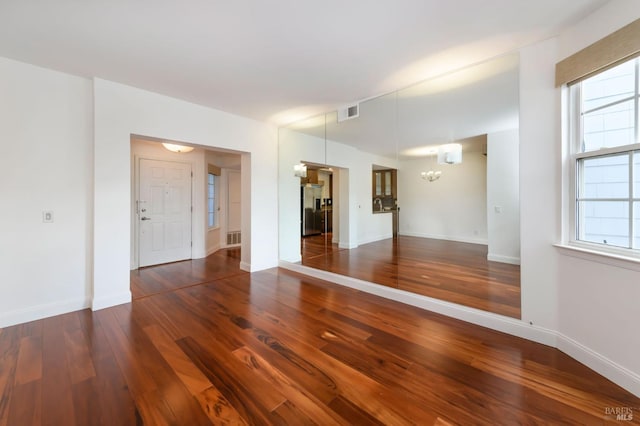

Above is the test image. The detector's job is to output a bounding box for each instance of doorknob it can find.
[141,217,151,221]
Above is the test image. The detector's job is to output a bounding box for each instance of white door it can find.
[138,158,192,267]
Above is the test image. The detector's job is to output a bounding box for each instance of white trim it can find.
[554,243,640,272]
[206,171,219,229]
[399,231,488,246]
[91,291,132,311]
[358,233,393,246]
[339,242,358,249]
[557,332,640,397]
[575,142,640,159]
[206,243,222,256]
[239,261,251,272]
[279,261,640,397]
[0,297,92,328]
[278,261,556,346]
[487,253,521,265]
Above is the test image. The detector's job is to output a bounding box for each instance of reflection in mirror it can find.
[278,113,327,263]
[279,54,521,318]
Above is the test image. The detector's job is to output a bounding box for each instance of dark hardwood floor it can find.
[0,252,638,425]
[302,234,521,318]
[131,247,244,299]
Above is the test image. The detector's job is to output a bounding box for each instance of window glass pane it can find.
[208,212,214,228]
[635,202,640,249]
[208,173,214,184]
[208,185,214,198]
[578,200,629,248]
[582,99,634,151]
[579,154,629,198]
[635,151,640,199]
[582,59,635,112]
[208,198,214,211]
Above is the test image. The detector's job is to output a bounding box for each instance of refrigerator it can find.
[301,184,323,236]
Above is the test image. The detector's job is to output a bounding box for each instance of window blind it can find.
[208,164,221,176]
[555,18,640,87]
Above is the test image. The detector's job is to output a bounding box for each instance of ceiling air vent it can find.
[337,103,359,122]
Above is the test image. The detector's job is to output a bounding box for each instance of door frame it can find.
[131,154,195,269]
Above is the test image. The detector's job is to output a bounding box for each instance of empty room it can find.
[1,1,640,424]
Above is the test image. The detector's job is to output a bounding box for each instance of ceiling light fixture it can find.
[421,170,442,182]
[293,163,307,178]
[437,143,462,164]
[162,143,194,153]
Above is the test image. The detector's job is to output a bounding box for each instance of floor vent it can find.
[227,231,241,245]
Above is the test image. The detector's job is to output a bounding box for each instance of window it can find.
[569,56,640,255]
[207,172,217,228]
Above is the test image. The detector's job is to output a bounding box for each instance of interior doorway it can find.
[300,163,341,261]
[131,136,245,271]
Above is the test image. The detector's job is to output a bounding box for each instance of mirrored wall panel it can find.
[278,54,521,318]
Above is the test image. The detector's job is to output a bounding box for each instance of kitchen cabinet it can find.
[301,169,318,185]
[372,169,396,197]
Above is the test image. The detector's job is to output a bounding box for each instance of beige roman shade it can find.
[556,18,640,87]
[208,164,221,176]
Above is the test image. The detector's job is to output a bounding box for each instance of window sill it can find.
[554,243,640,272]
[208,226,220,232]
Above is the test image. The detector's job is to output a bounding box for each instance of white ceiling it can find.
[0,1,606,126]
[287,53,520,159]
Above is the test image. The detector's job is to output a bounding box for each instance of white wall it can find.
[553,1,640,394]
[487,129,520,264]
[398,152,488,244]
[0,57,93,327]
[520,37,561,334]
[518,1,640,395]
[0,57,277,325]
[93,78,278,310]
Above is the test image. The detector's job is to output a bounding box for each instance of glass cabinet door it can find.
[375,172,382,196]
[384,171,392,196]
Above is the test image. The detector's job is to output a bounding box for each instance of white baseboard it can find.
[399,231,488,246]
[0,297,91,328]
[339,242,358,249]
[358,233,393,246]
[239,261,251,272]
[206,244,221,257]
[91,291,132,311]
[487,253,521,265]
[278,261,556,346]
[277,261,640,398]
[557,333,640,397]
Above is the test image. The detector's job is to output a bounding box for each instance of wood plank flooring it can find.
[131,247,244,299]
[302,234,521,318]
[1,254,638,424]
